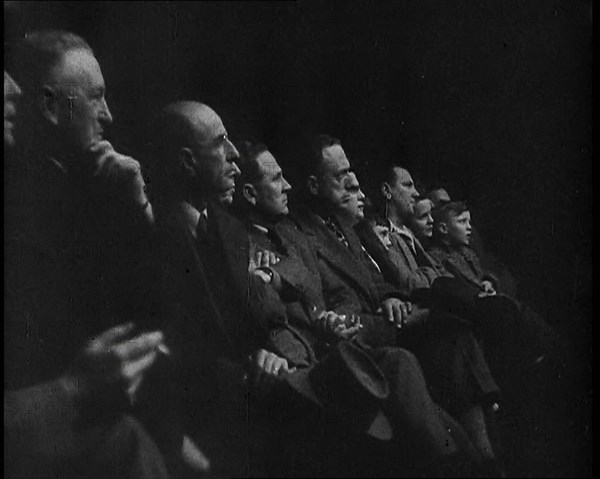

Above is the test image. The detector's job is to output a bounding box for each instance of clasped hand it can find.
[379,297,412,329]
[312,308,362,342]
[247,349,295,399]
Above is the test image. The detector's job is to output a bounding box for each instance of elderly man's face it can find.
[408,198,434,241]
[252,151,292,217]
[337,171,365,225]
[386,166,419,222]
[53,49,113,155]
[188,106,240,204]
[315,144,353,210]
[4,71,22,149]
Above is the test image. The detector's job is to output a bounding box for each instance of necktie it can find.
[324,217,349,248]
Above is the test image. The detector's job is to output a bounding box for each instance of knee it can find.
[379,347,422,376]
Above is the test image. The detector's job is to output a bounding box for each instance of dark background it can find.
[5,0,591,364]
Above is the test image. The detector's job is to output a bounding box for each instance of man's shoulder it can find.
[288,207,321,234]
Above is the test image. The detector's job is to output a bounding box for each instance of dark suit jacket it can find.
[155,200,286,418]
[5,152,155,391]
[356,221,486,322]
[4,150,163,478]
[290,209,401,348]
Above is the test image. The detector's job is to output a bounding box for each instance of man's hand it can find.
[314,310,362,342]
[86,140,154,224]
[248,249,280,273]
[67,322,165,404]
[380,298,412,329]
[248,349,295,399]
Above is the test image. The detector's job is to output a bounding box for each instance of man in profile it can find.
[4,37,168,478]
[147,101,296,477]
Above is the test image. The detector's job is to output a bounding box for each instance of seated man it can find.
[233,140,497,476]
[147,102,297,477]
[4,44,168,478]
[291,136,502,469]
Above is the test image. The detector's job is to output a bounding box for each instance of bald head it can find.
[149,101,240,205]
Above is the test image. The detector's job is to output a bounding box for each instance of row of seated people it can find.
[4,29,570,478]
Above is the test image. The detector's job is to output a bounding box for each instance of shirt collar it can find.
[388,219,416,252]
[179,201,207,240]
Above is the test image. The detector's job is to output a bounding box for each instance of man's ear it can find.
[438,222,448,235]
[40,86,60,126]
[306,175,319,195]
[242,183,257,206]
[381,182,391,200]
[179,147,197,178]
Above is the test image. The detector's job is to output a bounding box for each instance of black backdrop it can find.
[5,1,592,352]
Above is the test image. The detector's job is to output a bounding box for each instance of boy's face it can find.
[446,210,472,247]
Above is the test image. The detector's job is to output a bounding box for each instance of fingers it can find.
[94,322,136,347]
[111,331,164,361]
[122,349,159,382]
[253,349,269,369]
[256,250,280,268]
[271,357,288,376]
[382,299,411,329]
[340,324,361,339]
[262,353,278,375]
[383,301,394,324]
[397,302,409,323]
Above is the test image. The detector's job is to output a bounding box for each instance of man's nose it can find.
[99,98,113,124]
[283,177,292,192]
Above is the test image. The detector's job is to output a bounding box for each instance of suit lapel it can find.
[163,202,237,350]
[303,212,377,302]
[390,231,420,271]
[210,203,249,300]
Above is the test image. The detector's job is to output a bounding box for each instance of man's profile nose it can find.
[100,98,113,124]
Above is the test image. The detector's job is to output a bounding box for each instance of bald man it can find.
[148,101,299,476]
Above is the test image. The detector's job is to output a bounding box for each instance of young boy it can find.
[428,200,564,388]
[428,201,497,296]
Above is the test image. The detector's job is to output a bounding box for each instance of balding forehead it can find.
[392,166,412,182]
[163,101,223,141]
[48,48,103,85]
